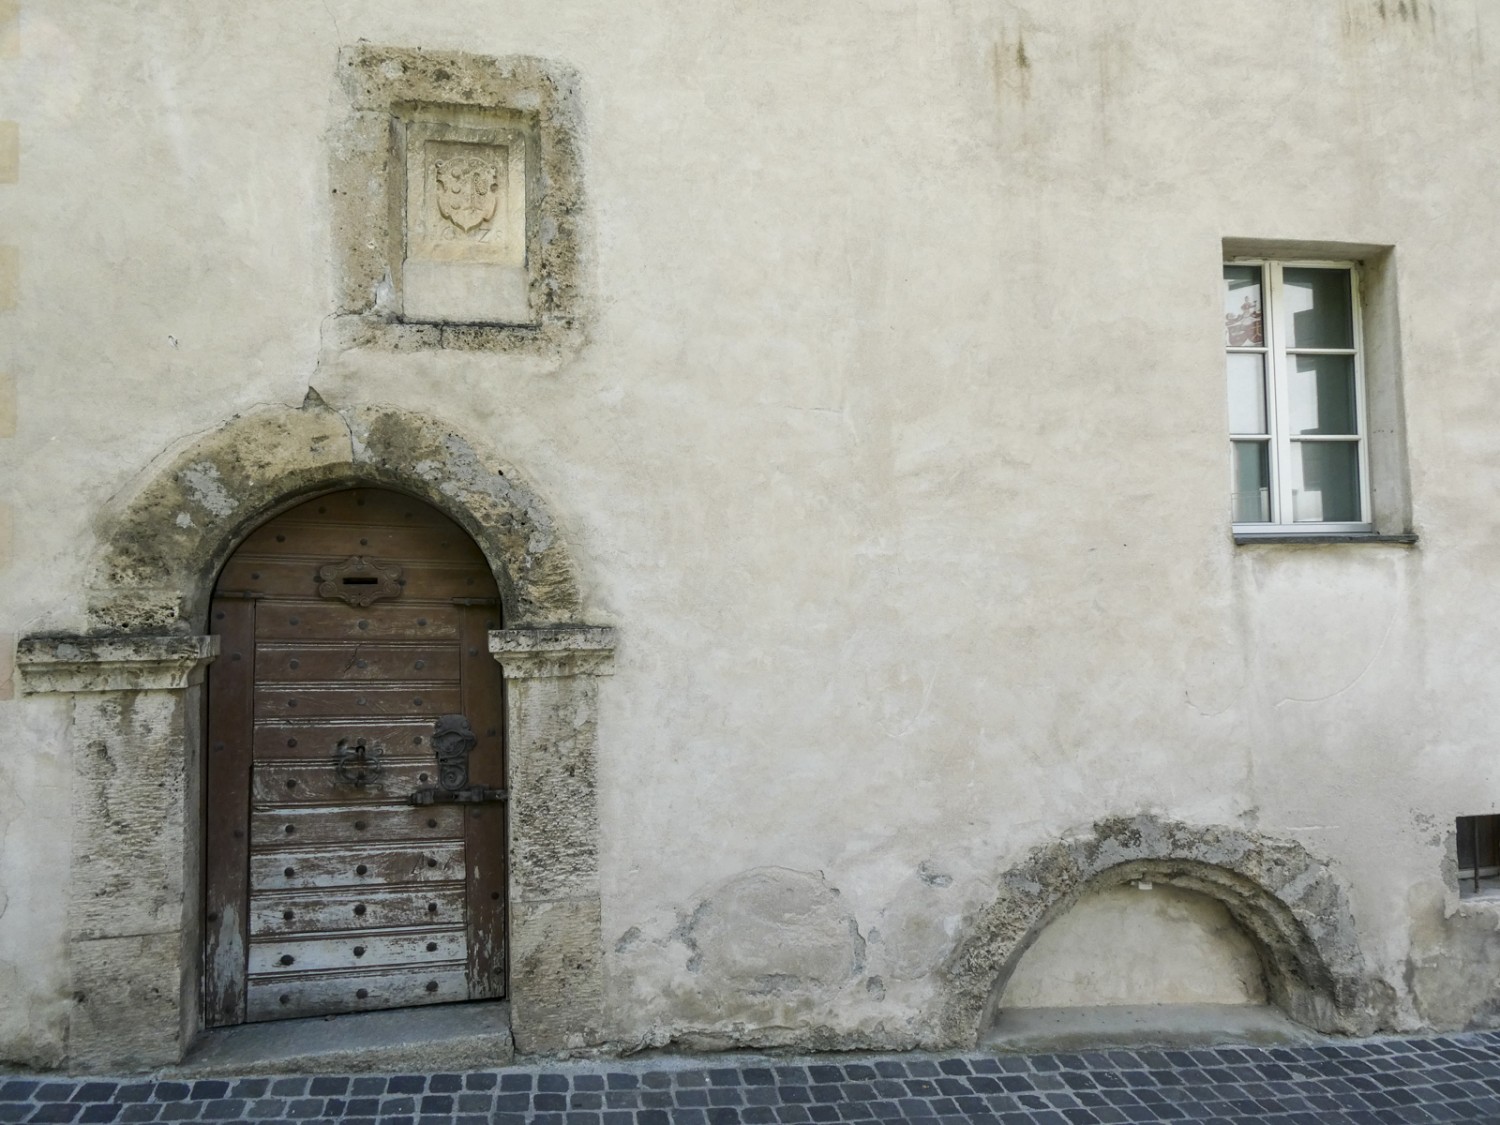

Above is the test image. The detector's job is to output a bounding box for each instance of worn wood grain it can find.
[252,757,440,805]
[248,928,466,975]
[246,964,468,1022]
[252,721,433,760]
[254,603,462,642]
[253,684,462,720]
[460,602,508,999]
[251,803,464,847]
[237,523,483,563]
[250,841,466,889]
[220,558,497,602]
[253,643,462,683]
[204,597,256,1028]
[248,885,467,936]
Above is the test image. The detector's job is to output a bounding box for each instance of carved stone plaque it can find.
[404,116,530,324]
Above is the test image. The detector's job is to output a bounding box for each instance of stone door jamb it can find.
[16,635,219,1072]
[491,626,615,1054]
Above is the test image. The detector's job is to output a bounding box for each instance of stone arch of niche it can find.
[938,815,1384,1045]
[16,397,615,1071]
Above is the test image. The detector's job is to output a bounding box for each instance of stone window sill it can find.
[1233,533,1418,547]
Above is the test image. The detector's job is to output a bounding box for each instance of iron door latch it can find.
[407,714,508,805]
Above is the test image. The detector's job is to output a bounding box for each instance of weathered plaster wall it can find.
[2,0,1500,1064]
[999,885,1267,1009]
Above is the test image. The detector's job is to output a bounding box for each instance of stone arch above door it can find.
[940,815,1385,1044]
[88,395,582,634]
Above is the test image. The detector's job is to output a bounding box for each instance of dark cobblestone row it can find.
[4,1029,1500,1123]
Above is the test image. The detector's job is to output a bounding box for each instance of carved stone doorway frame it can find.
[17,402,615,1071]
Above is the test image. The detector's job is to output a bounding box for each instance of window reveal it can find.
[1224,261,1370,532]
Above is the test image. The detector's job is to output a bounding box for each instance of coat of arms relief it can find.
[433,154,502,235]
[408,132,525,267]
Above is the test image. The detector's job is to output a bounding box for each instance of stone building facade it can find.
[1,0,1498,1073]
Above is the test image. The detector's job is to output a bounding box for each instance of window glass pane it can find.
[1227,353,1267,434]
[1459,818,1478,872]
[1231,441,1270,523]
[1289,353,1357,435]
[1284,267,1354,349]
[1224,265,1264,347]
[1290,440,1361,522]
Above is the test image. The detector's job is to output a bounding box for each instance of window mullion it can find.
[1266,262,1294,525]
[1350,268,1372,526]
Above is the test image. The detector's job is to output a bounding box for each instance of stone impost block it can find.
[16,634,218,694]
[490,625,616,680]
[509,896,604,1054]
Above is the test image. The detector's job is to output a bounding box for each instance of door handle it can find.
[334,737,385,787]
[407,714,508,805]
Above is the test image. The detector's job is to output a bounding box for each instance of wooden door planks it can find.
[219,558,495,602]
[252,684,463,720]
[255,604,461,642]
[251,758,440,805]
[248,885,468,936]
[250,841,467,890]
[206,488,508,1025]
[248,928,465,976]
[251,804,464,847]
[246,965,469,1022]
[254,643,462,683]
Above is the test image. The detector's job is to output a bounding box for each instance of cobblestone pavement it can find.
[4,1030,1500,1124]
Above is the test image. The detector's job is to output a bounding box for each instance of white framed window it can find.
[1224,260,1371,533]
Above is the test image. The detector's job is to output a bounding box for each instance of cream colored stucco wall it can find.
[2,0,1500,1063]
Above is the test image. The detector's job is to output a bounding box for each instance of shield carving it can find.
[433,156,501,233]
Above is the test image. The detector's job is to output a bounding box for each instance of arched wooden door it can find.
[203,488,507,1026]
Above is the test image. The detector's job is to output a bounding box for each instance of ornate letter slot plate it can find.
[316,556,403,607]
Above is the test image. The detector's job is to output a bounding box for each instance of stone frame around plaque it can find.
[327,46,587,355]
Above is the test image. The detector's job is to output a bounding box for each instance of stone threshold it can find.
[984,1003,1323,1052]
[164,1002,514,1077]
